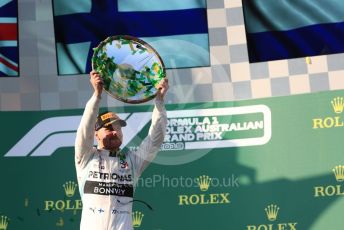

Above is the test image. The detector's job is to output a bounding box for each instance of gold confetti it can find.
[306,56,312,64]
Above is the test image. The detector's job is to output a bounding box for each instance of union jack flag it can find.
[0,0,18,77]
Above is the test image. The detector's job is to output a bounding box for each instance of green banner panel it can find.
[0,90,343,229]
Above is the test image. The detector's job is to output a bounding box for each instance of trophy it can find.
[92,35,166,104]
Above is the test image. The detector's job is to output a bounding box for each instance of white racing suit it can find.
[75,94,167,230]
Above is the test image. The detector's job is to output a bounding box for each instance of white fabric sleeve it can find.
[75,93,100,169]
[131,98,167,179]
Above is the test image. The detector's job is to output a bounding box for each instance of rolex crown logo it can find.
[132,211,144,228]
[265,204,279,221]
[0,216,9,230]
[196,175,211,192]
[331,97,344,114]
[63,181,77,197]
[333,165,344,182]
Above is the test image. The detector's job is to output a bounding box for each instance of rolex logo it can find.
[0,216,9,230]
[331,97,344,114]
[314,165,344,198]
[179,174,230,206]
[132,211,144,228]
[196,175,211,191]
[333,165,344,182]
[247,205,297,229]
[313,96,344,129]
[265,204,279,221]
[63,181,77,197]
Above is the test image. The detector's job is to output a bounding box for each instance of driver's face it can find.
[95,123,123,151]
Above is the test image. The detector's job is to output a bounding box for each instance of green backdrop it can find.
[0,90,343,229]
